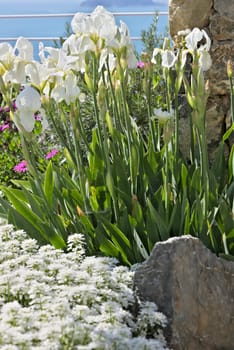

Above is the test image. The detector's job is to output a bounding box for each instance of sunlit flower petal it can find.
[92,6,116,41]
[153,108,175,124]
[71,12,89,34]
[151,48,161,64]
[14,37,34,61]
[71,6,116,43]
[39,108,49,131]
[126,49,138,69]
[185,27,211,52]
[201,29,211,51]
[199,51,212,71]
[181,50,189,68]
[0,42,14,58]
[161,50,177,68]
[51,85,66,103]
[15,86,41,132]
[4,60,26,83]
[185,27,203,50]
[64,72,80,104]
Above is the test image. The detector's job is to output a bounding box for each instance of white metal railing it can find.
[0,11,168,42]
[0,11,168,19]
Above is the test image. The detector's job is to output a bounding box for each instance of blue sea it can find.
[0,1,169,59]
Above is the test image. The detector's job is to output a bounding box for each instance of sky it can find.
[1,0,167,5]
[0,0,168,57]
[1,0,168,12]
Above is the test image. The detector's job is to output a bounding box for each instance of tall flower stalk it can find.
[184,56,210,223]
[227,59,234,125]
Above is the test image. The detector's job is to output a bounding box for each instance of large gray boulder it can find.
[134,236,234,350]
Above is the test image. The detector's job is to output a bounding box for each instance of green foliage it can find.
[0,163,67,249]
[0,17,233,266]
[141,11,168,55]
[0,105,64,187]
[2,51,234,265]
[0,108,27,186]
[53,22,73,48]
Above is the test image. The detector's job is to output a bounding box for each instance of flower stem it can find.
[174,92,179,158]
[197,122,209,223]
[229,76,234,125]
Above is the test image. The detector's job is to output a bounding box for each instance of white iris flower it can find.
[15,86,41,132]
[152,48,177,68]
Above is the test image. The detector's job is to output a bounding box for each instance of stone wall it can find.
[134,236,234,350]
[169,0,234,158]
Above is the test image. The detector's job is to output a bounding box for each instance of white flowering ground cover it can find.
[0,224,169,350]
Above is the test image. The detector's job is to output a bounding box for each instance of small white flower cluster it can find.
[0,224,169,350]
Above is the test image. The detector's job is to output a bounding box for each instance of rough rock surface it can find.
[206,43,234,95]
[213,0,234,19]
[210,13,234,41]
[169,0,234,158]
[134,236,234,350]
[169,0,213,38]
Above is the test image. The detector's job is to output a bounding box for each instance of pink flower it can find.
[45,149,58,160]
[11,101,17,111]
[0,123,10,132]
[137,61,145,68]
[14,160,28,173]
[34,113,41,121]
[4,106,10,113]
[0,102,17,114]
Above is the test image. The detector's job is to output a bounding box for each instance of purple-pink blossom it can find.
[45,149,58,160]
[4,102,17,113]
[14,160,28,173]
[34,112,41,121]
[0,123,10,132]
[11,101,17,111]
[4,106,10,113]
[0,102,17,114]
[137,61,145,69]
